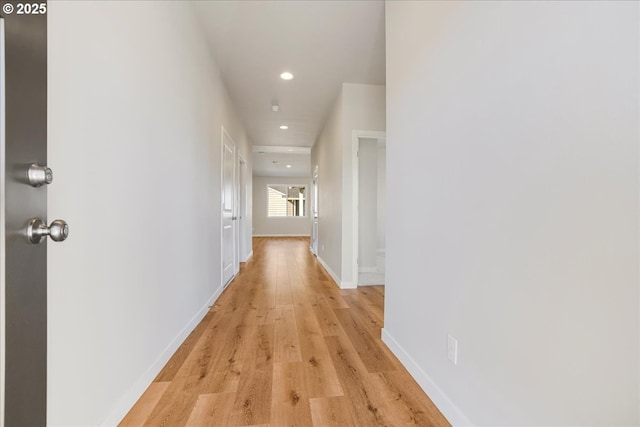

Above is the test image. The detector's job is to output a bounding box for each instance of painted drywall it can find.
[48,2,251,426]
[311,91,343,281]
[341,84,386,286]
[358,139,379,270]
[384,1,639,426]
[312,84,385,287]
[252,176,311,236]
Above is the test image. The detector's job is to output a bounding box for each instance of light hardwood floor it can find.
[119,237,450,427]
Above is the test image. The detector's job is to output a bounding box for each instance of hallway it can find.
[119,237,449,427]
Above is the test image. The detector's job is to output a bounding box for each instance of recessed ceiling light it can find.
[286,165,292,168]
[280,125,288,130]
[280,72,294,80]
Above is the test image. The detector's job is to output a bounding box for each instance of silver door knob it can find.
[27,218,69,244]
[27,164,53,187]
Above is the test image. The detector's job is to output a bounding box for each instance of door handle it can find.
[232,216,238,220]
[26,218,69,244]
[27,164,53,187]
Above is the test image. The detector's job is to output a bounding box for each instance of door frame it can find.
[1,11,48,425]
[237,155,248,263]
[0,17,6,427]
[310,165,319,255]
[220,126,238,287]
[351,130,386,287]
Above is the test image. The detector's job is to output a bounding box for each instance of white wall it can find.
[384,1,639,426]
[48,2,252,426]
[341,84,386,286]
[358,139,379,270]
[252,176,311,236]
[312,84,385,287]
[311,91,343,282]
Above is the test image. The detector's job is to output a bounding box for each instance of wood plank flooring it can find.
[120,237,449,427]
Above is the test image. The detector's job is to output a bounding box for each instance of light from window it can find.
[267,185,306,217]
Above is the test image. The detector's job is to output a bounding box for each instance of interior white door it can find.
[238,157,247,262]
[222,130,237,287]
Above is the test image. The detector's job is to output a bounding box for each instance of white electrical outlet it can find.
[447,334,458,365]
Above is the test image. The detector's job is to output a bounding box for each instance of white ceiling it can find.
[252,146,311,177]
[192,0,386,176]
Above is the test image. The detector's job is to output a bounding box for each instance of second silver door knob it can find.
[27,218,69,244]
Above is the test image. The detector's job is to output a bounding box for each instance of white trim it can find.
[315,255,341,288]
[237,155,247,271]
[242,250,253,263]
[252,234,310,237]
[351,130,386,290]
[316,256,356,289]
[358,267,378,273]
[100,287,224,427]
[340,281,357,290]
[381,328,473,427]
[0,18,6,427]
[376,248,386,254]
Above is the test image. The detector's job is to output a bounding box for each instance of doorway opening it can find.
[310,166,318,255]
[238,156,250,263]
[352,132,386,286]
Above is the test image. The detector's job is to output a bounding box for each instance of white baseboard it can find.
[252,234,310,237]
[242,250,253,263]
[358,267,378,273]
[340,281,357,289]
[381,328,472,427]
[315,255,342,288]
[101,286,224,427]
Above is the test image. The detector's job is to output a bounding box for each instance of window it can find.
[267,185,306,217]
